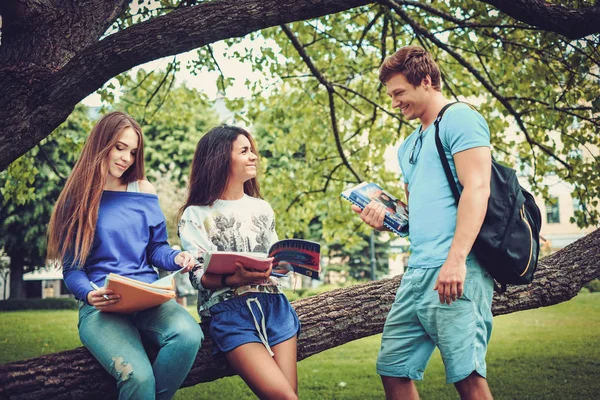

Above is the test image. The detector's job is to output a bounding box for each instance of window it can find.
[546,197,560,224]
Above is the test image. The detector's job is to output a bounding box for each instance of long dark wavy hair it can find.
[180,125,262,214]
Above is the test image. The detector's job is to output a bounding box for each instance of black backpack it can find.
[434,102,542,293]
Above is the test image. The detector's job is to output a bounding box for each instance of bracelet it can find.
[221,274,232,288]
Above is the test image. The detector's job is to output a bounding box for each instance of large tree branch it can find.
[43,0,372,111]
[0,0,130,67]
[1,228,598,399]
[0,0,374,171]
[480,0,600,40]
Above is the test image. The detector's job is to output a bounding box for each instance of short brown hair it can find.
[379,45,442,91]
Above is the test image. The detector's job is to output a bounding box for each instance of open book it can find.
[341,182,409,237]
[100,273,177,313]
[204,239,321,280]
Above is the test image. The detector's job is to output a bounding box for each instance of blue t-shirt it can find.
[62,191,181,302]
[398,103,490,268]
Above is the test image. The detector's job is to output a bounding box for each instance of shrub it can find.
[0,297,78,311]
[585,279,600,293]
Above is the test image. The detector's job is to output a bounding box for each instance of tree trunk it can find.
[7,250,25,299]
[1,270,10,300]
[1,228,598,399]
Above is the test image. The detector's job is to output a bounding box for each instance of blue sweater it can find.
[62,191,180,302]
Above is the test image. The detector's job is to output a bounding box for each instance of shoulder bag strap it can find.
[434,102,461,206]
[434,102,504,293]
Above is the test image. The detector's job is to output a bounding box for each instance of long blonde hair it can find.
[47,112,145,268]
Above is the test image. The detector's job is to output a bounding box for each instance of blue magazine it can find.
[341,182,409,237]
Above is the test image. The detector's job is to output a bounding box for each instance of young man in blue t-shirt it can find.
[352,46,494,399]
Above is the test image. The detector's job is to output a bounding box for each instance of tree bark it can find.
[480,0,600,40]
[7,250,25,299]
[0,0,599,171]
[0,0,372,172]
[1,228,598,399]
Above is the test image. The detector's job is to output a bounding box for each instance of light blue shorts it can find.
[376,258,494,384]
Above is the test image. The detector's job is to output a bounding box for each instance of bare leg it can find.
[381,376,420,400]
[271,336,298,394]
[225,342,298,400]
[454,372,493,400]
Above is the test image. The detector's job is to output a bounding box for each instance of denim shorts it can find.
[376,258,494,383]
[208,293,300,355]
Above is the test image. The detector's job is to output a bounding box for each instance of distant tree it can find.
[0,249,10,299]
[343,232,392,280]
[150,169,187,247]
[116,68,220,186]
[0,106,91,298]
[115,68,220,242]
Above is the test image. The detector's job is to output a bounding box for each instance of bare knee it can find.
[381,376,418,400]
[454,372,492,400]
[381,376,414,387]
[280,392,298,400]
[262,389,297,400]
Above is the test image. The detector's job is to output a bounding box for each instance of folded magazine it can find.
[341,182,409,237]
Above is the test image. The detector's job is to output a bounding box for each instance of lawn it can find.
[1,292,599,399]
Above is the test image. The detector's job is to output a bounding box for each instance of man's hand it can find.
[433,260,467,305]
[351,201,388,231]
[175,251,196,273]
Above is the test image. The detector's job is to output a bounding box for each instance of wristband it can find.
[221,274,232,288]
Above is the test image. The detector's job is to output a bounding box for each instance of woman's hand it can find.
[226,262,272,287]
[175,251,197,273]
[87,288,120,309]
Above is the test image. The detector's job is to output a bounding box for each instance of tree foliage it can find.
[216,1,600,239]
[1,0,599,172]
[0,105,92,297]
[116,68,219,185]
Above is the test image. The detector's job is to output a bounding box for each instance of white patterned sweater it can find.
[178,195,279,317]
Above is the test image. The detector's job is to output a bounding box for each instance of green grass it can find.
[1,293,599,399]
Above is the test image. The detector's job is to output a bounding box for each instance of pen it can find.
[90,281,110,300]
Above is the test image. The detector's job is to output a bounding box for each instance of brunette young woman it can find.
[178,125,300,400]
[47,111,202,400]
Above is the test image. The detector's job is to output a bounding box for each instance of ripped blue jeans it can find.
[78,300,203,400]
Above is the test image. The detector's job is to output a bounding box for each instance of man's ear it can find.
[422,75,432,89]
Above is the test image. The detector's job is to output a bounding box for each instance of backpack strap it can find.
[433,101,506,294]
[433,102,461,206]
